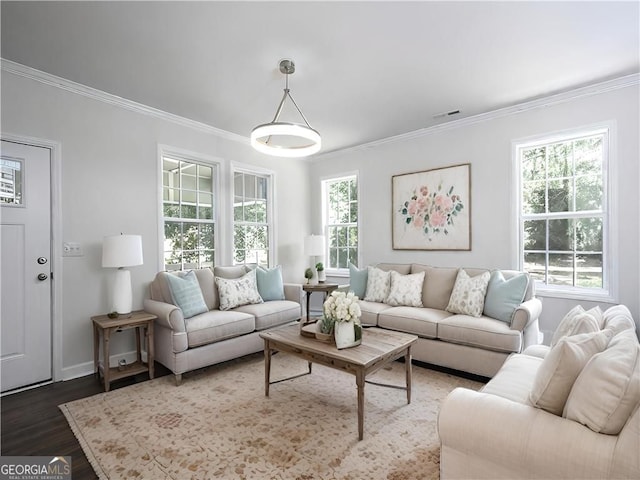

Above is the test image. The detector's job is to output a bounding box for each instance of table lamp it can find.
[102,233,143,316]
[304,234,325,283]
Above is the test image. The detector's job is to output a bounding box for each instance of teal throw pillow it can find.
[256,265,285,301]
[483,271,529,324]
[165,270,208,319]
[349,263,368,299]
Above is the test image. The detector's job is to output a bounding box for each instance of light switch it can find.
[63,242,83,257]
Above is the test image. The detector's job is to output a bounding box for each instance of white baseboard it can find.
[61,350,148,381]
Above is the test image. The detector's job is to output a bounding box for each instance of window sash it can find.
[516,127,610,298]
[323,175,358,271]
[162,155,217,271]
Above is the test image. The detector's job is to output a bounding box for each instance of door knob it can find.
[37,273,48,281]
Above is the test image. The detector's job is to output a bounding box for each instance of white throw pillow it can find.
[364,267,391,303]
[550,306,602,347]
[445,269,490,317]
[602,304,636,335]
[529,329,613,416]
[564,330,640,434]
[215,269,263,311]
[385,270,425,307]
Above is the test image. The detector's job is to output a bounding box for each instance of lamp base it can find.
[111,268,133,316]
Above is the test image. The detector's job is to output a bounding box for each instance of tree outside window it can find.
[162,155,216,271]
[233,171,271,267]
[519,130,607,292]
[323,175,358,270]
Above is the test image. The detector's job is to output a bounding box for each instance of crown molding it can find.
[315,72,640,161]
[4,58,637,160]
[1,58,250,145]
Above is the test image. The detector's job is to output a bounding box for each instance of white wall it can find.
[1,71,311,378]
[310,84,640,342]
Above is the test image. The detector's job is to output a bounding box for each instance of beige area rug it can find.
[60,352,482,480]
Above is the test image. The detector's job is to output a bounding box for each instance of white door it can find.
[0,140,52,392]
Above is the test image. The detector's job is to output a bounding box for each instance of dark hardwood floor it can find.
[1,364,171,480]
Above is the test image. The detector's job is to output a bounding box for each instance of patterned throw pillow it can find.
[385,270,425,307]
[215,269,263,311]
[165,270,209,319]
[445,269,491,317]
[364,267,391,303]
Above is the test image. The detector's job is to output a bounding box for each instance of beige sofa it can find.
[356,264,542,378]
[143,266,302,385]
[438,304,640,479]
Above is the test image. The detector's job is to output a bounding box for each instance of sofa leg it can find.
[174,373,182,386]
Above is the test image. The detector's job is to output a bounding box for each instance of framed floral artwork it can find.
[392,163,471,250]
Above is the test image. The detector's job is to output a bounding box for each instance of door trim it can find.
[1,133,63,383]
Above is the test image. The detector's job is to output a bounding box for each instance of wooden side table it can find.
[302,283,339,324]
[92,310,157,392]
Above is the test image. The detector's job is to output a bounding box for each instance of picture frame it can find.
[392,163,471,250]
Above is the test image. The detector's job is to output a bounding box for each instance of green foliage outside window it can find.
[325,176,358,269]
[521,134,605,289]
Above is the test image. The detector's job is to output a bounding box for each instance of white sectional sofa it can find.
[438,304,640,479]
[352,263,543,378]
[143,266,302,385]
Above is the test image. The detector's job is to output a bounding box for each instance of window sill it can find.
[535,285,616,304]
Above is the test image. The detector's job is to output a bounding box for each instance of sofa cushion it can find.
[550,305,600,347]
[364,266,391,303]
[564,329,640,434]
[483,271,529,324]
[378,307,450,338]
[193,268,218,310]
[165,270,209,319]
[438,315,522,353]
[349,263,368,298]
[235,300,301,331]
[446,269,491,317]
[375,263,412,275]
[481,353,544,404]
[215,269,263,311]
[358,300,391,326]
[603,304,636,335]
[213,265,249,279]
[184,310,255,348]
[530,330,613,416]
[385,270,425,307]
[255,265,285,301]
[411,265,458,310]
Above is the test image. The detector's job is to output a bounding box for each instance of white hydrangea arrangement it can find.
[323,290,362,324]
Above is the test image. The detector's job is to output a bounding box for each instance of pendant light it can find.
[251,59,321,158]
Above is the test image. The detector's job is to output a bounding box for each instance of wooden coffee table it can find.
[259,325,418,440]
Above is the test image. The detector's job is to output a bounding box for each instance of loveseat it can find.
[350,263,542,378]
[438,304,640,479]
[143,265,302,385]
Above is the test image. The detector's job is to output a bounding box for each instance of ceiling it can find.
[2,1,639,155]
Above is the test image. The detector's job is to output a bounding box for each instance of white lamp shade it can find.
[102,234,143,268]
[304,235,325,257]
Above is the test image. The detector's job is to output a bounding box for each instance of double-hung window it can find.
[161,154,217,271]
[516,126,612,298]
[233,170,272,267]
[322,174,359,271]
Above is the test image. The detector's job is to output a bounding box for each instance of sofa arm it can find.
[283,283,303,304]
[143,298,186,333]
[510,297,542,332]
[438,388,619,479]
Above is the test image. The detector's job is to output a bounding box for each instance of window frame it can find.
[321,172,360,276]
[231,163,276,268]
[157,145,221,272]
[513,123,617,302]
